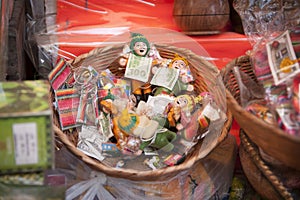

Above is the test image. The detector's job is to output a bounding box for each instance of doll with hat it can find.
[117,32,157,104]
[153,54,194,96]
[165,94,202,129]
[164,94,210,141]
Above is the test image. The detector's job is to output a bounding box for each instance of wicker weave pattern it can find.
[223,55,300,170]
[240,130,293,200]
[223,55,300,200]
[51,44,232,181]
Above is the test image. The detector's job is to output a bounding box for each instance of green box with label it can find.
[0,80,54,174]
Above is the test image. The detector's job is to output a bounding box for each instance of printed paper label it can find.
[266,30,300,85]
[150,67,179,90]
[13,123,38,165]
[124,54,152,82]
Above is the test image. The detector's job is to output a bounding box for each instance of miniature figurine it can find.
[117,100,177,153]
[99,99,129,150]
[116,32,165,104]
[165,94,202,131]
[153,54,194,96]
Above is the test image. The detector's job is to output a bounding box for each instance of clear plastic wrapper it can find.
[48,29,228,171]
[233,0,300,46]
[25,2,234,198]
[55,135,237,200]
[233,0,300,136]
[24,0,179,78]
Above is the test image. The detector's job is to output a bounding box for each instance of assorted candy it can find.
[49,32,225,170]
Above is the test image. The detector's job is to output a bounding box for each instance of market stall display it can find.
[48,28,234,199]
[222,0,300,199]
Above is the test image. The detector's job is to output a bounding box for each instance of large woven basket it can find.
[239,129,300,200]
[222,55,300,170]
[51,43,232,182]
[222,55,300,200]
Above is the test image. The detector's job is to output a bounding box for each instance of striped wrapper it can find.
[55,88,80,130]
[49,59,72,90]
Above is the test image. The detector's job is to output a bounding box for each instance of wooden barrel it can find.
[173,0,230,35]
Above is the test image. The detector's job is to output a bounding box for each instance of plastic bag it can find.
[233,0,300,46]
[55,135,237,200]
[48,29,228,171]
[232,0,300,136]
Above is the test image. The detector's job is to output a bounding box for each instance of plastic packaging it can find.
[233,0,300,46]
[232,0,300,136]
[48,28,228,171]
[55,135,237,200]
[24,2,235,199]
[24,0,179,78]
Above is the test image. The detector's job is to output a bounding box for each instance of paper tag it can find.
[77,125,105,161]
[266,30,300,85]
[201,103,220,121]
[124,54,152,82]
[146,95,173,115]
[13,123,38,165]
[150,67,179,90]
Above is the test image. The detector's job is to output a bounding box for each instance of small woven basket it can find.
[51,43,232,182]
[222,55,300,200]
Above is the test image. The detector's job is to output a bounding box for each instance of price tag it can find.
[13,123,38,165]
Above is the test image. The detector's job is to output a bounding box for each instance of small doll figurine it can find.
[129,32,151,57]
[165,94,202,131]
[99,99,127,148]
[165,94,212,141]
[171,54,194,83]
[117,32,159,104]
[153,54,194,96]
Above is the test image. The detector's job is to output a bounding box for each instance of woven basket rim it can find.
[223,55,300,171]
[52,43,232,181]
[239,130,293,200]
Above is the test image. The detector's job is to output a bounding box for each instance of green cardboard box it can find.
[0,80,54,174]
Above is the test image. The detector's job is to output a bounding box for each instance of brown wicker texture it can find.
[222,55,300,171]
[222,55,300,200]
[239,130,295,200]
[52,44,232,182]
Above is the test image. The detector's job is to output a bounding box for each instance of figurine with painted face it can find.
[130,33,150,57]
[166,94,200,130]
[165,94,212,141]
[171,54,194,84]
[153,54,194,96]
[119,33,155,104]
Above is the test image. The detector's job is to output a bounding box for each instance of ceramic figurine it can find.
[165,94,202,130]
[99,99,129,150]
[153,54,194,96]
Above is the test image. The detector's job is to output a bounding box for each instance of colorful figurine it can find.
[119,32,154,103]
[99,99,129,150]
[165,94,202,130]
[153,54,194,96]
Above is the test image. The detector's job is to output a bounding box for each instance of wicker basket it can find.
[51,43,232,183]
[222,55,300,170]
[222,55,300,200]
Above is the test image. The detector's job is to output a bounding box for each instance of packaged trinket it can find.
[49,29,228,173]
[0,80,54,174]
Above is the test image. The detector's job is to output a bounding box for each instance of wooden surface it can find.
[173,0,230,34]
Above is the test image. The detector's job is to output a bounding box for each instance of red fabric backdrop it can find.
[56,0,253,143]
